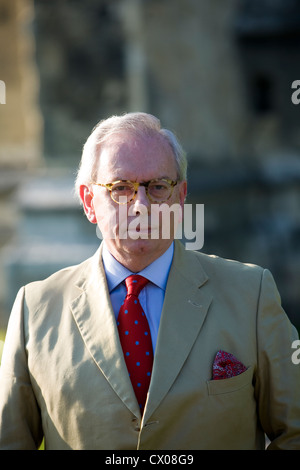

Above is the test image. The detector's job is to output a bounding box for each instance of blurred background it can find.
[0,0,300,336]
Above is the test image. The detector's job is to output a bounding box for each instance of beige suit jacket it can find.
[0,240,299,450]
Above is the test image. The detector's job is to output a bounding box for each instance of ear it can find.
[179,180,188,207]
[79,185,97,224]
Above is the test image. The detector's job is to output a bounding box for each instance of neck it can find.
[103,239,173,272]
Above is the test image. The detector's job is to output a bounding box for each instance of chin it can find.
[118,235,173,256]
[120,237,159,254]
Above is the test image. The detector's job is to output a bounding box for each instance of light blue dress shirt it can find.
[101,242,174,352]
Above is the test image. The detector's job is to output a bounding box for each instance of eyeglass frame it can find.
[91,178,178,204]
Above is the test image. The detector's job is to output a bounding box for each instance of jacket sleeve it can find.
[0,287,43,450]
[255,269,300,449]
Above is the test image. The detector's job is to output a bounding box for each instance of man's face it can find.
[80,131,187,269]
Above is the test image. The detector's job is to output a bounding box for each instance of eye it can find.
[112,183,133,192]
[149,181,169,192]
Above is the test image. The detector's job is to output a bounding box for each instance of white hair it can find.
[74,112,187,203]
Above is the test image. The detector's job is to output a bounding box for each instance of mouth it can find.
[135,226,152,233]
[127,224,160,239]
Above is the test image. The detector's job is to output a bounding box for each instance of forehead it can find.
[96,131,177,180]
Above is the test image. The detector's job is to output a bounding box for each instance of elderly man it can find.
[0,112,299,450]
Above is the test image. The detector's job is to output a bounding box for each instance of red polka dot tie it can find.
[117,275,153,412]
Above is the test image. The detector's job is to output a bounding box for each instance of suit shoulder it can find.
[192,251,268,305]
[24,254,94,301]
[189,249,265,288]
[196,250,263,274]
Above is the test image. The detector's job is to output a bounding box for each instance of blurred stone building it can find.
[0,0,300,330]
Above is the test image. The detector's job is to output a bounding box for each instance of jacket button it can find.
[132,417,140,432]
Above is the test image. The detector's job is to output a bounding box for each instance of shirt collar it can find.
[102,242,174,293]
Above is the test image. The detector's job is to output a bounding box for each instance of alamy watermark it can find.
[96,200,204,250]
[291,340,300,365]
[0,80,6,104]
[291,80,300,105]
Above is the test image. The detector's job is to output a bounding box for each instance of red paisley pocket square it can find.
[212,350,247,380]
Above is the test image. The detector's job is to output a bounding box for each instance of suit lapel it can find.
[70,242,212,422]
[70,246,141,418]
[143,241,212,423]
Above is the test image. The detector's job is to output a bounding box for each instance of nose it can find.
[131,185,150,214]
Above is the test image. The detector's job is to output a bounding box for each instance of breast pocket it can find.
[206,365,254,395]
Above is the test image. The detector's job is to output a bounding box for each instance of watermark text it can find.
[291,339,300,365]
[96,201,204,250]
[291,80,300,105]
[0,80,6,104]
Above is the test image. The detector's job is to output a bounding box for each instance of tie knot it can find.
[125,275,149,297]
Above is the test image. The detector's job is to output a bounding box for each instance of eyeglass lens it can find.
[111,181,172,203]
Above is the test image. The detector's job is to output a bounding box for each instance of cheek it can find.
[167,187,183,210]
[93,191,113,212]
[93,195,110,220]
[93,195,123,235]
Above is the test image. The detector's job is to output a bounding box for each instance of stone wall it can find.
[139,0,300,325]
[1,0,300,330]
[33,0,127,164]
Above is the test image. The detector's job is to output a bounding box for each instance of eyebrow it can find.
[110,176,173,182]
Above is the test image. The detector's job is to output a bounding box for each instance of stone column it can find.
[0,0,43,167]
[0,0,43,331]
[119,0,148,112]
